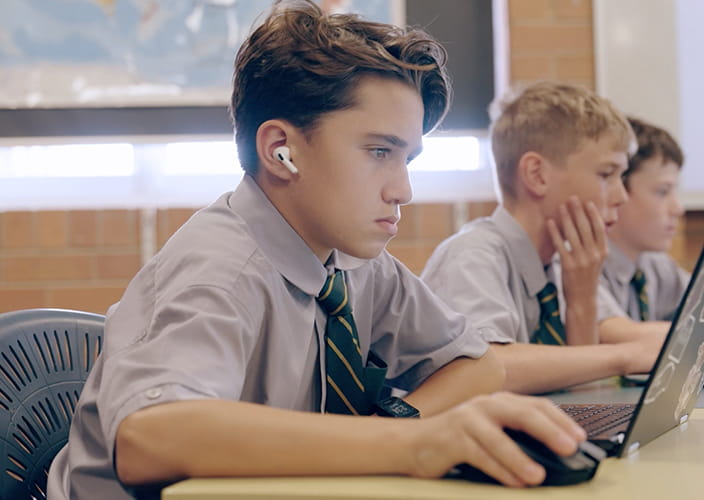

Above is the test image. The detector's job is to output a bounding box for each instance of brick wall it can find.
[0,210,140,313]
[0,0,701,314]
[508,0,594,89]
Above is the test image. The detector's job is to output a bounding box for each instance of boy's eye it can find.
[370,148,390,159]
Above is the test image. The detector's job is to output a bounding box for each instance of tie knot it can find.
[317,270,352,316]
[537,281,558,301]
[537,282,559,313]
[631,269,647,290]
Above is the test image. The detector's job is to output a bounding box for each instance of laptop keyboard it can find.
[560,404,636,437]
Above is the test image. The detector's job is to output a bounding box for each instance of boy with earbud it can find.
[48,3,586,499]
[422,81,668,395]
[600,116,690,323]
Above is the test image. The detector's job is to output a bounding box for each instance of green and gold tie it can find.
[531,282,566,345]
[317,270,369,415]
[631,269,650,321]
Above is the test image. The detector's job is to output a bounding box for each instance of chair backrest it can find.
[0,308,104,500]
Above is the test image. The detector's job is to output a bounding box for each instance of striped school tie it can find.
[631,269,650,321]
[317,270,369,415]
[531,282,566,345]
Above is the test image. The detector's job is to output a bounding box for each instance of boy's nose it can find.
[383,164,413,205]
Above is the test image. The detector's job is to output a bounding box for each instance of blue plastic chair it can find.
[0,308,104,500]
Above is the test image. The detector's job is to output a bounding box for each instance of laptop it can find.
[560,245,704,457]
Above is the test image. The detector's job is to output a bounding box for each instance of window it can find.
[0,134,496,210]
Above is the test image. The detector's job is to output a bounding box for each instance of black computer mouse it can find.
[446,429,606,487]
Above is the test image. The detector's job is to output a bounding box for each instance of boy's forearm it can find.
[115,399,416,486]
[115,392,589,490]
[599,316,670,343]
[405,350,505,417]
[564,295,599,345]
[490,342,627,394]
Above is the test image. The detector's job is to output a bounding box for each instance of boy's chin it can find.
[340,243,388,260]
[642,238,673,253]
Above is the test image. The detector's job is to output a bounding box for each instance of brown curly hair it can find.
[230,0,451,175]
[624,117,684,189]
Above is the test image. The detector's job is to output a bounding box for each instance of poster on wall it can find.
[0,0,403,110]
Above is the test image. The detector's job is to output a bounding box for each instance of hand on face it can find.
[547,196,608,305]
[409,392,586,487]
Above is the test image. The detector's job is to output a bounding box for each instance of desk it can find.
[162,408,704,500]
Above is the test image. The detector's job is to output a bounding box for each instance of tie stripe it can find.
[319,273,337,300]
[317,270,369,415]
[326,375,359,415]
[631,269,649,321]
[330,289,348,316]
[541,292,556,303]
[325,337,365,391]
[531,282,566,345]
[337,316,362,354]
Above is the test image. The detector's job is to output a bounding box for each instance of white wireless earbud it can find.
[273,146,298,174]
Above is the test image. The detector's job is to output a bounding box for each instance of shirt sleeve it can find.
[421,238,525,345]
[596,280,629,321]
[362,251,489,393]
[651,254,692,320]
[97,274,261,460]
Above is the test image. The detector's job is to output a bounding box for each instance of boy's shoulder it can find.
[639,251,690,280]
[422,213,514,279]
[432,208,528,262]
[151,191,268,290]
[640,250,681,267]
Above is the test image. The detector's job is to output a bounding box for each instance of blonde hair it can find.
[489,81,634,200]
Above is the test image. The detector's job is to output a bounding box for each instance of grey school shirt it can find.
[421,207,621,344]
[47,175,488,500]
[600,242,691,321]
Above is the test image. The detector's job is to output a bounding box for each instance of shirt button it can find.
[145,388,162,400]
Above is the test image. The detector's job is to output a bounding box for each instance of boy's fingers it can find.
[546,219,569,257]
[459,412,544,487]
[466,395,585,486]
[585,201,608,255]
[461,435,530,487]
[558,204,582,252]
[568,197,596,251]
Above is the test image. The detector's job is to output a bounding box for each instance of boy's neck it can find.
[502,201,555,266]
[607,230,642,263]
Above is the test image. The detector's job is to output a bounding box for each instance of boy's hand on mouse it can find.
[407,392,585,487]
[547,197,607,344]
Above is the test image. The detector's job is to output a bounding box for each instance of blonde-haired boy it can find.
[422,81,666,394]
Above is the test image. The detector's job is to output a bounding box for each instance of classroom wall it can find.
[0,0,701,315]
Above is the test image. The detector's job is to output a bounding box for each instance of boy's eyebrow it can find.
[365,133,423,158]
[365,133,408,148]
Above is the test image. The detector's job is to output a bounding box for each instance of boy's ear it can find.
[256,120,299,180]
[517,151,550,198]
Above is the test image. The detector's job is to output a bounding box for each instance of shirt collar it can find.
[228,175,366,296]
[605,240,639,286]
[491,206,548,297]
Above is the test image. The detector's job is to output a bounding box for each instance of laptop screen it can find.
[621,247,704,455]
